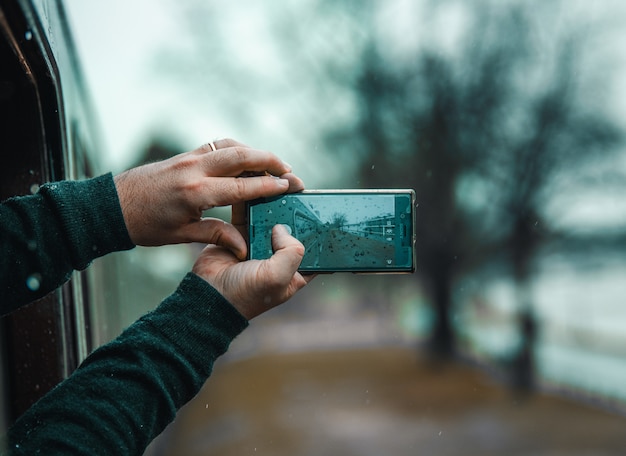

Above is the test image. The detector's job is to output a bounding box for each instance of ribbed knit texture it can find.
[0,173,134,314]
[3,273,248,455]
[0,176,249,455]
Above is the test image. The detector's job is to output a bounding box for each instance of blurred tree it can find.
[322,0,623,361]
[132,135,185,167]
[331,213,348,229]
[154,0,624,371]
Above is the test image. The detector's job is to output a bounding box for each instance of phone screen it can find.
[246,190,415,273]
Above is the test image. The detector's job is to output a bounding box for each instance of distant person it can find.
[0,139,313,455]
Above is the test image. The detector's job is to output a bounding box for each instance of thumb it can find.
[183,218,247,259]
[267,224,305,276]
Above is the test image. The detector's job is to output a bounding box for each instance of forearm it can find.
[0,173,134,314]
[3,273,249,456]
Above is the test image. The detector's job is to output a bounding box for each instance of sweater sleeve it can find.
[2,272,249,456]
[0,173,135,315]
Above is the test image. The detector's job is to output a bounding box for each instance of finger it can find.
[230,173,305,228]
[280,172,305,193]
[207,175,290,207]
[192,244,239,280]
[213,138,250,150]
[195,138,250,154]
[267,224,305,279]
[201,147,292,178]
[182,218,247,260]
[300,273,317,284]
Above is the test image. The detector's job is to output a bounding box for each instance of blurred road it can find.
[301,229,395,269]
[146,348,626,456]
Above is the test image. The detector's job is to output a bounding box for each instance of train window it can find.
[0,0,90,427]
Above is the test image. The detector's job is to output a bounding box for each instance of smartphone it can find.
[246,190,416,273]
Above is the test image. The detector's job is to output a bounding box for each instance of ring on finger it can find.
[208,141,217,152]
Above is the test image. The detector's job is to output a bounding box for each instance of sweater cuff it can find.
[143,273,249,376]
[40,173,135,269]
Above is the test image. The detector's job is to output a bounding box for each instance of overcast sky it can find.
[64,0,200,171]
[63,0,345,186]
[62,0,626,230]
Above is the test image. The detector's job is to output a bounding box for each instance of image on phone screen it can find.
[247,190,415,273]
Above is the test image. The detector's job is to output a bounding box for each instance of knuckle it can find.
[258,176,273,193]
[233,177,248,198]
[209,223,225,244]
[292,242,306,258]
[232,146,250,165]
[171,152,201,171]
[182,179,202,196]
[198,143,213,153]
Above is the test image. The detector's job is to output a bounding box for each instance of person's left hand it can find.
[114,139,304,258]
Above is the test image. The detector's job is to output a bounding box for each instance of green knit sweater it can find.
[0,174,249,455]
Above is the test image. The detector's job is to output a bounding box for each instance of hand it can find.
[114,139,304,258]
[192,225,313,320]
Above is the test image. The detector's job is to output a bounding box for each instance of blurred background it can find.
[64,0,626,454]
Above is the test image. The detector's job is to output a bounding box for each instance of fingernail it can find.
[279,224,293,235]
[282,161,292,171]
[276,178,289,187]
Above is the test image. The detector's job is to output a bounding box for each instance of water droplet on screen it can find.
[26,273,41,291]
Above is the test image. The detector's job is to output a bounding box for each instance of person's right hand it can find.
[192,224,313,320]
[114,139,304,258]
